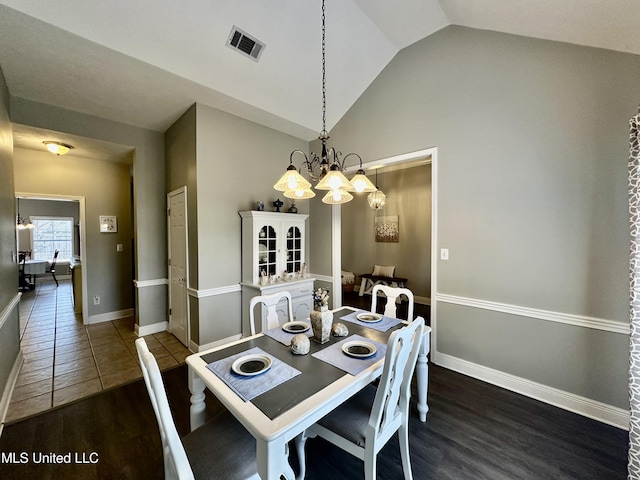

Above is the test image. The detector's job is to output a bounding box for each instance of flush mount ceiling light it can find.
[43,141,74,156]
[273,0,376,205]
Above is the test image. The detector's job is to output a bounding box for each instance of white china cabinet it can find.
[240,211,314,335]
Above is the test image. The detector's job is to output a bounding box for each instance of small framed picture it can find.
[374,215,399,243]
[99,215,118,233]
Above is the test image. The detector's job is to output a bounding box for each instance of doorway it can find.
[15,193,88,321]
[330,147,438,327]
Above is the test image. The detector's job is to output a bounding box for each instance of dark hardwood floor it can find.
[0,359,627,480]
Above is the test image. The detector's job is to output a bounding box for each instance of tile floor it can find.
[6,278,191,424]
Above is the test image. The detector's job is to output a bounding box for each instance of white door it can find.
[168,187,189,347]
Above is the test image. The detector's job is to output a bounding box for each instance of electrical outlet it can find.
[93,295,100,305]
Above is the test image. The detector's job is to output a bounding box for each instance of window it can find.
[31,217,74,261]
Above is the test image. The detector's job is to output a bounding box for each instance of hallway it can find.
[6,279,190,423]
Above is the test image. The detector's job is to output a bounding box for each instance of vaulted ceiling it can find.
[1,0,638,158]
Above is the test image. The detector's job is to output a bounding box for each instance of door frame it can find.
[15,192,89,325]
[167,186,190,346]
[330,146,438,344]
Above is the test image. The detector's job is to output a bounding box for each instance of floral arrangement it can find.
[312,288,329,308]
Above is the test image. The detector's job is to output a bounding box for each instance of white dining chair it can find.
[295,317,425,480]
[371,284,414,321]
[249,291,294,335]
[135,338,260,480]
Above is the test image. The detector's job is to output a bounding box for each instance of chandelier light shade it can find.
[274,164,312,192]
[284,187,316,199]
[322,189,353,205]
[43,141,74,155]
[272,0,376,204]
[350,168,377,193]
[315,165,352,191]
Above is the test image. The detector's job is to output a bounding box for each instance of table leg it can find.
[416,330,430,422]
[187,367,206,431]
[256,437,295,480]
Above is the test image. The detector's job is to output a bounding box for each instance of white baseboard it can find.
[86,308,134,325]
[191,334,243,353]
[0,350,24,437]
[415,295,430,306]
[135,321,168,337]
[433,351,629,430]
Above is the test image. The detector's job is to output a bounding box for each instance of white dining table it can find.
[186,307,431,480]
[21,259,49,289]
[23,259,49,275]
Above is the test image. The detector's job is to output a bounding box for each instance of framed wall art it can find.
[99,215,117,233]
[374,215,399,243]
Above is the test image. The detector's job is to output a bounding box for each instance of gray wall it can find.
[10,98,166,328]
[325,26,639,409]
[0,66,20,418]
[14,148,134,318]
[165,103,309,346]
[341,165,432,299]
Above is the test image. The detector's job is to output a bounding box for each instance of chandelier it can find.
[367,169,386,211]
[273,0,376,204]
[16,198,34,230]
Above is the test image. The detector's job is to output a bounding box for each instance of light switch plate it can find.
[440,248,449,260]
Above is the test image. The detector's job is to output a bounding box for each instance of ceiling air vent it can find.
[226,26,265,62]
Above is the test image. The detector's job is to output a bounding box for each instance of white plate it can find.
[342,341,377,358]
[231,354,272,376]
[282,321,310,333]
[356,312,383,323]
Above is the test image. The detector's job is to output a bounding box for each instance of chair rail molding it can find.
[134,278,168,288]
[0,293,21,331]
[435,293,629,335]
[187,284,242,298]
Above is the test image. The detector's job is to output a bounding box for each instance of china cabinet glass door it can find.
[258,225,277,277]
[286,226,302,273]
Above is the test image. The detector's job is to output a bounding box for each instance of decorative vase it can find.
[310,305,332,344]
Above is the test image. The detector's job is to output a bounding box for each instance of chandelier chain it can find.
[321,0,327,136]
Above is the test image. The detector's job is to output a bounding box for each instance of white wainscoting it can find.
[434,351,629,430]
[433,293,630,429]
[0,350,23,436]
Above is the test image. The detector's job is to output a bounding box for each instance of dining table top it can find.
[186,306,404,442]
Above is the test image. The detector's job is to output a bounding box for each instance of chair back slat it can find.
[371,284,414,321]
[369,317,424,439]
[249,291,294,335]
